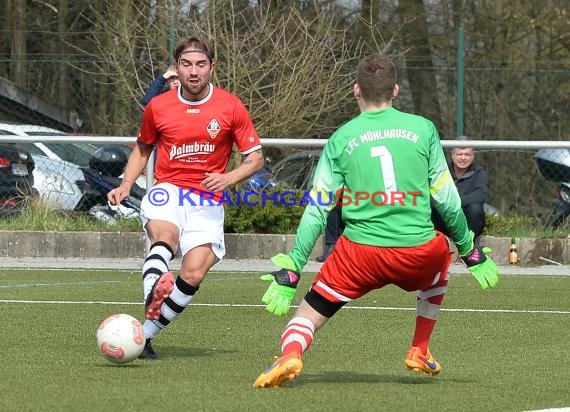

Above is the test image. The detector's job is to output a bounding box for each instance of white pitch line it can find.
[348,306,570,314]
[0,277,256,289]
[0,280,121,288]
[0,299,142,305]
[0,299,568,314]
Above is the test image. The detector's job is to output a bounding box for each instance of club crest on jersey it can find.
[207,119,221,139]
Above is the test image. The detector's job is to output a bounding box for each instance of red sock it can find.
[411,316,436,354]
[280,317,314,356]
[412,293,444,353]
[282,341,304,356]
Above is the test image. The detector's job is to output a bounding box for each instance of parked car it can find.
[270,150,322,190]
[0,123,99,211]
[242,151,320,192]
[0,123,146,213]
[244,150,320,191]
[0,144,36,217]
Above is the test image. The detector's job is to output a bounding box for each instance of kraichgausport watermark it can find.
[146,187,422,207]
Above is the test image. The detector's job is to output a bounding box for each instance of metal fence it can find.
[1,131,570,230]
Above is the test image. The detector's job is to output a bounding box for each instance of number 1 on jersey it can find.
[371,145,397,192]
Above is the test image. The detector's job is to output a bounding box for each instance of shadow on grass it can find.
[289,371,476,386]
[95,362,145,368]
[95,345,237,365]
[150,345,237,359]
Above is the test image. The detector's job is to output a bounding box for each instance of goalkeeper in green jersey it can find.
[253,54,499,388]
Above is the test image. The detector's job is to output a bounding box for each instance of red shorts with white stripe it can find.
[312,231,452,303]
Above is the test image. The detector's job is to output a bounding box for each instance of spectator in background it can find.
[141,66,180,167]
[431,142,488,244]
[141,65,180,106]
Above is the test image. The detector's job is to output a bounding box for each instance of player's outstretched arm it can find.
[260,253,300,316]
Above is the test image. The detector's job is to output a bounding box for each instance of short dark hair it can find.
[356,54,397,104]
[173,35,214,62]
[452,135,473,152]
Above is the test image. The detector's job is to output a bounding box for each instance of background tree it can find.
[9,0,27,87]
[75,1,371,138]
[57,0,69,109]
[358,0,380,53]
[397,0,443,133]
[1,0,569,222]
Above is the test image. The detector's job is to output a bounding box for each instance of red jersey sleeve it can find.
[232,99,261,154]
[137,103,159,146]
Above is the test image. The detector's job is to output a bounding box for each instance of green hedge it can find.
[2,196,569,238]
[223,189,305,233]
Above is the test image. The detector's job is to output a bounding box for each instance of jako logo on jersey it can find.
[169,142,216,160]
[185,108,200,114]
[207,119,221,139]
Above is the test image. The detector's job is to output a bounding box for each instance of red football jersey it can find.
[138,83,261,199]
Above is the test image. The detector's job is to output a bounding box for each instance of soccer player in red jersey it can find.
[108,35,264,359]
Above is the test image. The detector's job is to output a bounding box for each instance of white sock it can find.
[142,243,173,301]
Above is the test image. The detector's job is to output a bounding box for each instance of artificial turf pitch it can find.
[0,268,568,412]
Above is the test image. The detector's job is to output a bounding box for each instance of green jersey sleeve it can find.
[289,143,340,272]
[427,124,473,256]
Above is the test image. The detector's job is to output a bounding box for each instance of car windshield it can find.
[23,131,93,166]
[42,143,94,167]
[18,143,46,157]
[18,141,93,167]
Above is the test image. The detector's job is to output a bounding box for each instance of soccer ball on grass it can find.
[96,314,145,364]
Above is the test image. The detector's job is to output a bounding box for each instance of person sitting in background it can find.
[431,143,488,243]
[141,65,180,106]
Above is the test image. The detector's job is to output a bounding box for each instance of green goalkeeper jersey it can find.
[289,107,472,272]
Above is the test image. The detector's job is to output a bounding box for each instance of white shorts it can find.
[140,182,225,260]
